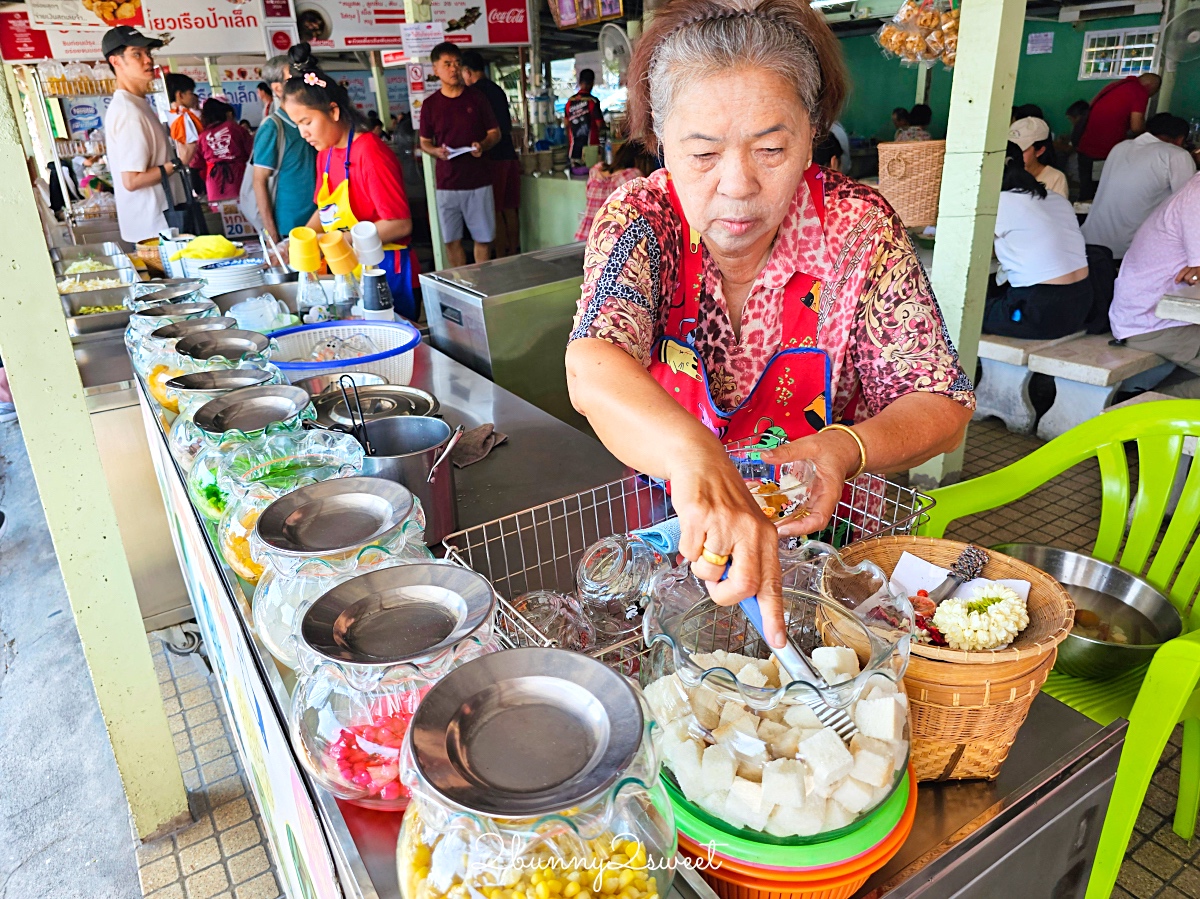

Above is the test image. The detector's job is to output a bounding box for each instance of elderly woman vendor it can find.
[565,0,975,647]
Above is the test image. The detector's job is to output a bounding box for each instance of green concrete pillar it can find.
[911,0,1027,488]
[370,51,391,124]
[404,0,447,272]
[0,65,189,841]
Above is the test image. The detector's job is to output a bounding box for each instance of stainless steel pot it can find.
[359,417,463,545]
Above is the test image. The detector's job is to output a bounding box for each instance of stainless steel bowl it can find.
[52,254,135,277]
[293,371,387,398]
[212,281,300,314]
[192,384,311,436]
[300,563,495,665]
[262,269,300,285]
[147,279,208,303]
[994,543,1183,679]
[50,241,125,261]
[132,300,217,321]
[254,476,416,555]
[175,329,269,362]
[150,317,237,341]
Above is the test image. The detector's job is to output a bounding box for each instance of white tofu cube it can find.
[690,652,722,671]
[736,662,768,689]
[757,719,790,744]
[783,704,824,729]
[822,800,857,832]
[799,728,854,790]
[690,686,723,731]
[766,800,827,837]
[736,749,769,782]
[812,646,860,683]
[760,706,788,724]
[852,734,906,772]
[713,718,762,748]
[724,777,772,831]
[856,696,907,742]
[719,701,753,728]
[761,758,806,809]
[701,743,737,795]
[771,728,804,759]
[668,739,705,798]
[831,778,874,814]
[698,790,727,818]
[860,674,898,701]
[756,658,782,688]
[851,746,894,789]
[644,675,690,724]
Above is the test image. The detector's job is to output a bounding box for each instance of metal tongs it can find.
[337,374,373,456]
[261,229,291,273]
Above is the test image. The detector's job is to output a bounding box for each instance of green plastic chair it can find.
[918,399,1200,899]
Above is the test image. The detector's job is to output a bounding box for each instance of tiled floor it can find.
[135,636,282,899]
[947,418,1192,899]
[129,416,1194,899]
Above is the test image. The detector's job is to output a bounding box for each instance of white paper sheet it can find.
[889,551,1030,603]
[444,146,476,159]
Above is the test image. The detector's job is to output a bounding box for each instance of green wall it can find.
[838,15,1200,145]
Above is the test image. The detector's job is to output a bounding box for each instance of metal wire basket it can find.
[443,473,932,670]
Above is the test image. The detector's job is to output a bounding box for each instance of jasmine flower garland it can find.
[931,584,1029,651]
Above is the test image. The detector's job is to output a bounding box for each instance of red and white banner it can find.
[26,0,146,31]
[294,0,405,50]
[380,48,407,66]
[0,9,52,59]
[143,0,268,56]
[429,0,531,46]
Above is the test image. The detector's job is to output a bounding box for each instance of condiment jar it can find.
[576,534,669,642]
[640,542,914,841]
[164,368,279,471]
[251,477,433,670]
[174,328,284,387]
[396,648,676,899]
[290,563,500,810]
[141,318,237,416]
[216,428,365,584]
[125,300,219,402]
[185,386,315,521]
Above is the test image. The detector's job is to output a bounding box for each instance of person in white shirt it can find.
[1009,116,1069,199]
[1081,113,1195,260]
[984,142,1092,340]
[101,25,180,244]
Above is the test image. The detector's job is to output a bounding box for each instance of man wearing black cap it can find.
[101,25,179,242]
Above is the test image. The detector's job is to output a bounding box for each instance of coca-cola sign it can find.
[429,0,530,46]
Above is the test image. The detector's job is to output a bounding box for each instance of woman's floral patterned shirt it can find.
[569,167,975,422]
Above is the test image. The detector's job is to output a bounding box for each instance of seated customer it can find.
[895,104,933,142]
[813,132,844,172]
[574,140,655,241]
[1010,116,1068,198]
[984,142,1091,340]
[1081,113,1195,260]
[1109,173,1200,396]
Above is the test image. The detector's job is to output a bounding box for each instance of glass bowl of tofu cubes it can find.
[640,540,914,844]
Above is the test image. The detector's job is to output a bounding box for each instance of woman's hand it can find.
[1177,265,1200,286]
[759,428,863,538]
[671,447,788,648]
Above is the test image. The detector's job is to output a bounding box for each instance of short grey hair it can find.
[263,55,290,88]
[648,12,823,148]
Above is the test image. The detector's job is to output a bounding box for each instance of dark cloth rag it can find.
[452,424,508,468]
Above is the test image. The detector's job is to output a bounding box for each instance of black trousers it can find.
[983,277,1095,340]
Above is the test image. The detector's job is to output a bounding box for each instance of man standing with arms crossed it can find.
[252,55,317,244]
[418,42,501,268]
[102,25,181,244]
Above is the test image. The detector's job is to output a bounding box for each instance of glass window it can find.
[1079,27,1160,80]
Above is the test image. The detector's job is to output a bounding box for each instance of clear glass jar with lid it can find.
[640,541,913,842]
[140,317,237,415]
[126,301,219,404]
[575,534,670,645]
[171,328,284,392]
[290,563,501,810]
[184,385,316,521]
[251,476,432,670]
[164,368,280,471]
[396,647,676,899]
[216,428,365,584]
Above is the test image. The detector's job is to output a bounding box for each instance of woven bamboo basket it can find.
[876,140,946,229]
[837,535,1074,782]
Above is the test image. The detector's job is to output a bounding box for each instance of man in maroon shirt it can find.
[1076,72,1161,200]
[419,42,502,267]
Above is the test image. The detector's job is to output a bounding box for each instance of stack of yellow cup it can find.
[318,232,360,276]
[289,227,322,273]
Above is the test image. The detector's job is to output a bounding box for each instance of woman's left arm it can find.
[374,218,413,243]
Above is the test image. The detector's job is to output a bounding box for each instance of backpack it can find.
[238,113,288,234]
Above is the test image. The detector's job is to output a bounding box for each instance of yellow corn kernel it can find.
[567,873,582,885]
[564,883,581,897]
[413,845,433,867]
[602,878,620,895]
[531,872,544,886]
[536,883,550,899]
[513,891,527,899]
[628,848,647,870]
[618,870,636,889]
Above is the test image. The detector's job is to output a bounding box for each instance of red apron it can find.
[647,166,833,448]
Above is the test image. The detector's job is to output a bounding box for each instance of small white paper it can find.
[889,551,1030,603]
[445,146,476,159]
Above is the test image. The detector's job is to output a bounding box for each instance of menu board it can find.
[430,0,531,45]
[26,0,146,31]
[143,0,268,56]
[0,7,106,60]
[550,0,621,30]
[294,0,407,50]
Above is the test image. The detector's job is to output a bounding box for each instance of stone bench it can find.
[1028,336,1173,441]
[974,332,1085,434]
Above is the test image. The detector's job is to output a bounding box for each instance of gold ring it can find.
[701,548,730,566]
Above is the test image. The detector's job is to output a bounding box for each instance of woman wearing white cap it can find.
[1009,116,1069,199]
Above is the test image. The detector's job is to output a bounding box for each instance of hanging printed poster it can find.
[429,0,531,46]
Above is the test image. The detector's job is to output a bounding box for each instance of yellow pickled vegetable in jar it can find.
[399,812,659,899]
[219,507,264,583]
[148,364,184,412]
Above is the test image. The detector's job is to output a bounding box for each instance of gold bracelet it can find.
[822,423,867,480]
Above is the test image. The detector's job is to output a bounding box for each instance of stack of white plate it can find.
[196,257,267,298]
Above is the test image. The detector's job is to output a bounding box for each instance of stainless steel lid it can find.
[300,563,495,665]
[293,371,387,398]
[255,476,416,555]
[176,329,269,361]
[192,384,310,435]
[314,385,439,428]
[149,280,207,302]
[409,648,644,817]
[134,300,216,320]
[150,317,237,341]
[164,368,273,392]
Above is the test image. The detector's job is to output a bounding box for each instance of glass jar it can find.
[164,368,279,471]
[251,476,432,670]
[396,648,676,899]
[575,535,670,640]
[173,328,284,387]
[216,429,365,584]
[509,591,595,652]
[141,318,238,418]
[127,297,219,372]
[640,542,913,842]
[185,386,315,521]
[290,563,500,810]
